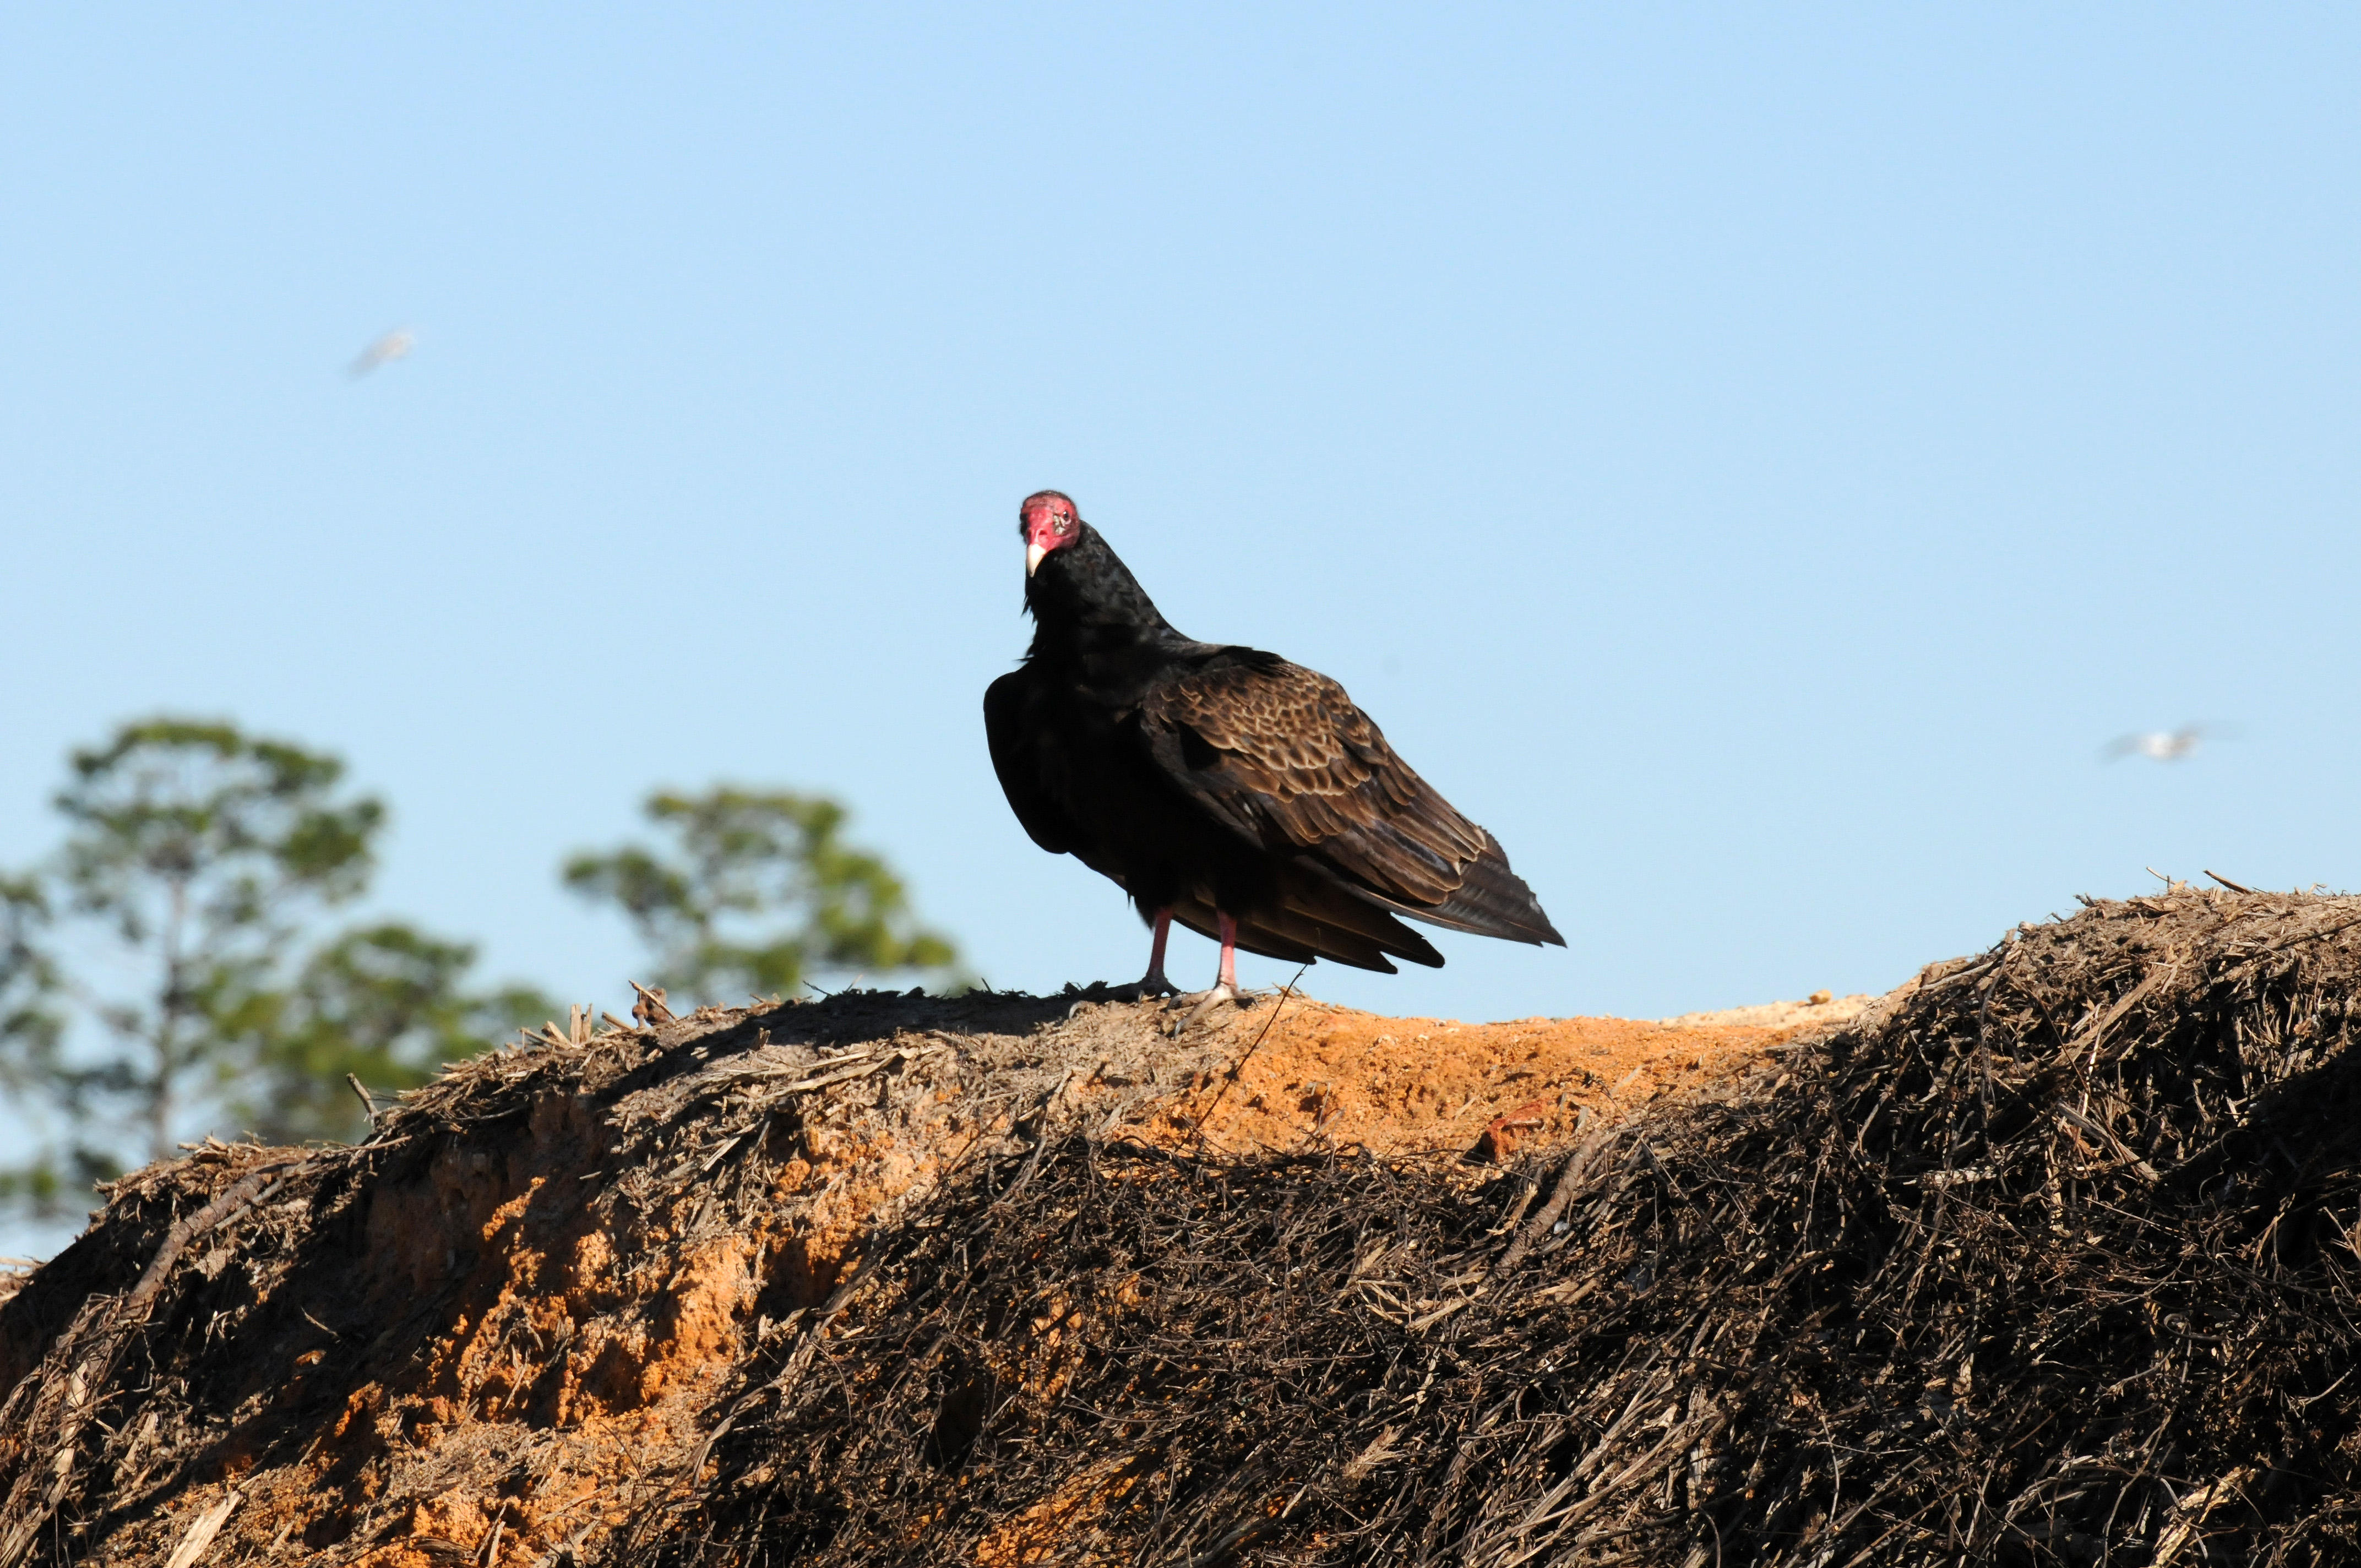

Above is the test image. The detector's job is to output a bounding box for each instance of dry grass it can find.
[665,888,2361,1566]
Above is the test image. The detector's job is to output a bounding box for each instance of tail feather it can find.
[1249,911,1403,973]
[1300,834,1564,948]
[1161,833,1557,975]
[1416,841,1564,946]
[1275,870,1445,966]
[1169,896,1412,974]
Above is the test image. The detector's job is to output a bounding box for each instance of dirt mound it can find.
[0,983,1790,1568]
[7,889,2359,1565]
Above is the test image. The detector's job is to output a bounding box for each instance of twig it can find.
[1187,962,1308,1151]
[475,1504,506,1566]
[992,1072,1076,1208]
[160,1489,241,1568]
[1494,1121,1611,1278]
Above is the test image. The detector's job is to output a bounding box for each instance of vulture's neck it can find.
[1023,526,1194,687]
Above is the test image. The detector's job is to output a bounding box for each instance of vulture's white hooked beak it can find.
[1026,541,1047,576]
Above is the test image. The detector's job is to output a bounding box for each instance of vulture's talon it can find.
[1167,983,1240,1035]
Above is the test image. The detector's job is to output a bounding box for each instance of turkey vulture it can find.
[984,490,1564,1005]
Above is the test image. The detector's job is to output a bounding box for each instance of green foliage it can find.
[0,873,62,1094]
[223,923,561,1146]
[47,718,384,1166]
[0,873,73,1212]
[57,718,384,947]
[565,787,964,1004]
[0,718,549,1216]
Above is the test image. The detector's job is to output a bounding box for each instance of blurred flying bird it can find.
[347,327,416,378]
[983,489,1563,1015]
[2103,724,2219,763]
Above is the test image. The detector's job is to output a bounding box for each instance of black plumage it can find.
[984,491,1563,981]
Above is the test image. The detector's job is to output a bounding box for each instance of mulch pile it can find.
[6,888,2361,1566]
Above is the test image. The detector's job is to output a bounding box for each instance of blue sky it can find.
[2,4,2355,1097]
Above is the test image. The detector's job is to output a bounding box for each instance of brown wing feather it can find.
[1141,657,1494,912]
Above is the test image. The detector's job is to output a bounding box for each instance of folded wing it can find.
[984,671,1079,856]
[1139,652,1564,948]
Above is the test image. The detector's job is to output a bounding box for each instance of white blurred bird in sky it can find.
[2103,723,2227,763]
[347,326,416,378]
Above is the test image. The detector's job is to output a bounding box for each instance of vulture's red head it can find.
[1019,490,1081,577]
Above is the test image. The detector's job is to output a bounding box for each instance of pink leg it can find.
[1167,911,1242,1031]
[1145,910,1173,991]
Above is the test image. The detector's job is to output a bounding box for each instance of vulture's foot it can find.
[1129,970,1180,1001]
[1167,983,1240,1035]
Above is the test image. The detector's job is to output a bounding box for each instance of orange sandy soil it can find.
[1133,992,1869,1161]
